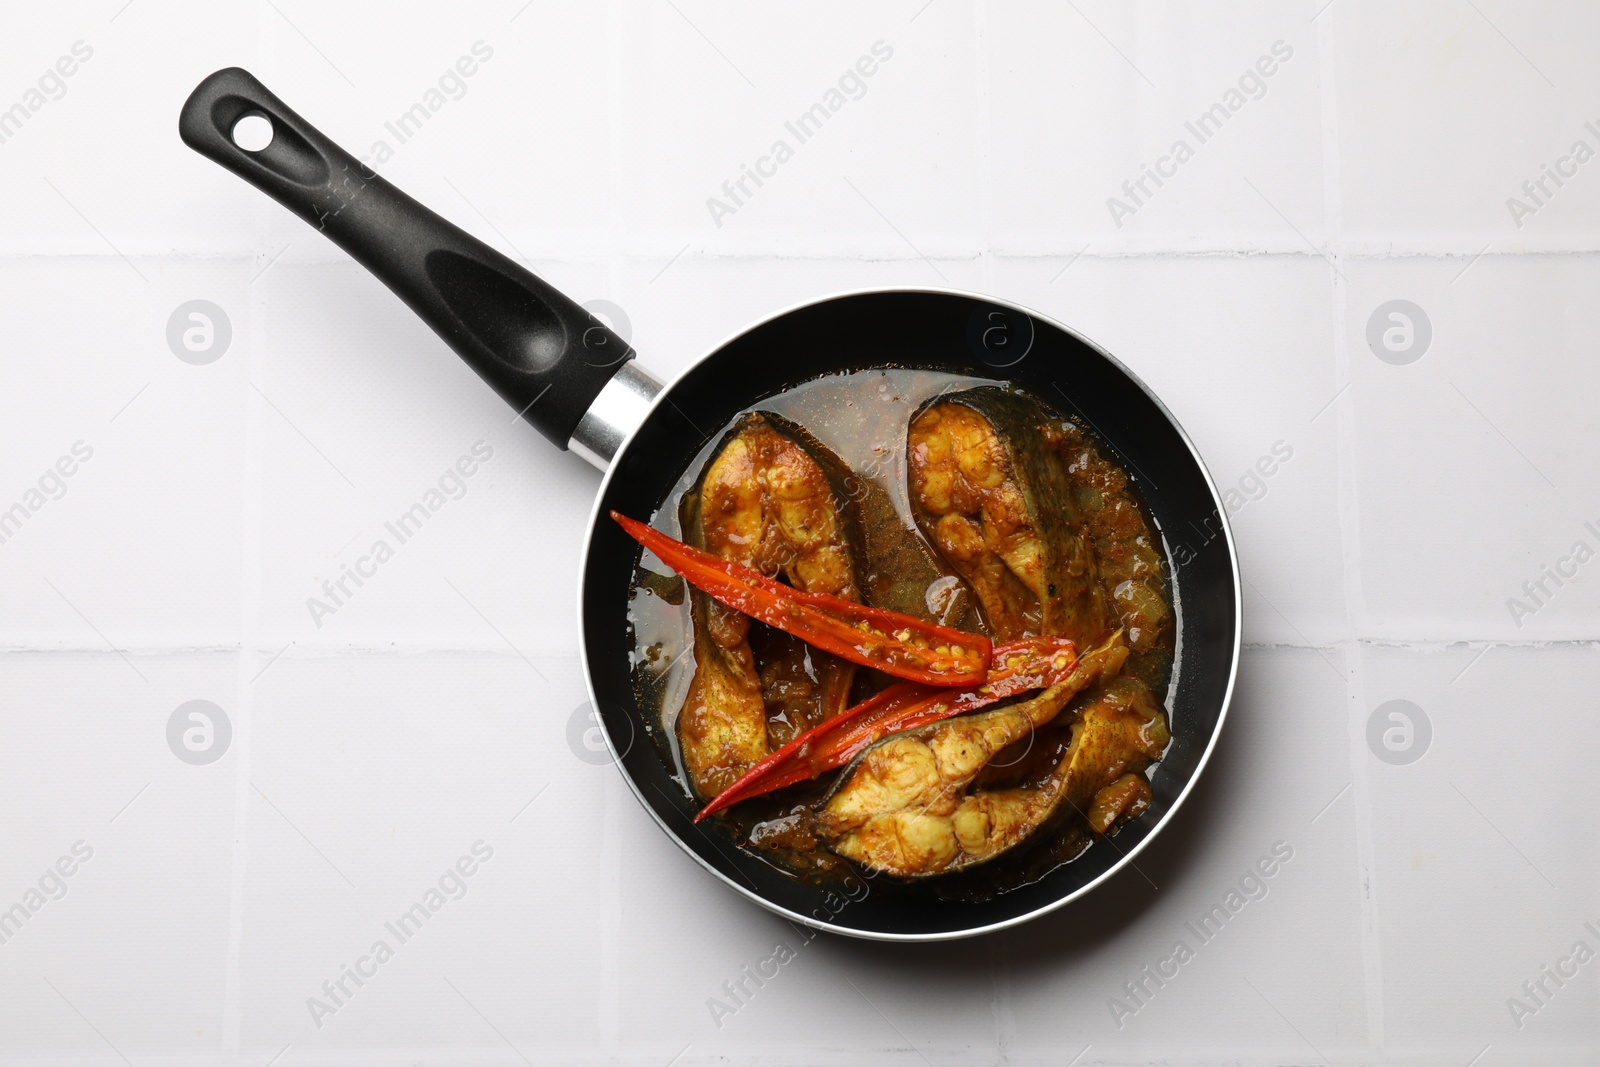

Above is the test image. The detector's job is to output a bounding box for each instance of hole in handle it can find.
[231,112,274,152]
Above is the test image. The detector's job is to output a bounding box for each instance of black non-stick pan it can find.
[180,67,1240,941]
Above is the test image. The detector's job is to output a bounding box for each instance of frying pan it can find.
[180,67,1240,941]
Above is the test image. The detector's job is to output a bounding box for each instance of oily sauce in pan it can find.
[626,369,1176,899]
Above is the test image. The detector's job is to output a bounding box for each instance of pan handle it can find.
[179,67,640,452]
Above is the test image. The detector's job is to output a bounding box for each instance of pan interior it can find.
[582,291,1237,939]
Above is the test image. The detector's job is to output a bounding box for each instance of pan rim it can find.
[574,284,1242,943]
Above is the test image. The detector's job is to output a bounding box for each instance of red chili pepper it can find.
[694,637,1078,821]
[611,511,991,686]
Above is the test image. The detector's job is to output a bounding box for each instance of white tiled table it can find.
[2,2,1596,1064]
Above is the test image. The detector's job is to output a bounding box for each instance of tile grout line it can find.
[1314,9,1386,1053]
[1346,642,1389,1055]
[223,20,276,1040]
[221,252,268,1062]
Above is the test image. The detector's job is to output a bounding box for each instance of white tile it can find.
[234,652,598,1057]
[0,2,260,256]
[609,4,979,260]
[0,259,249,650]
[988,1,1326,255]
[1345,254,1600,641]
[1332,1,1600,252]
[1356,643,1600,1061]
[0,652,237,1061]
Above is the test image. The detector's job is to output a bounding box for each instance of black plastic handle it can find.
[179,67,634,448]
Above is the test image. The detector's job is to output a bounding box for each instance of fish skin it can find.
[907,387,1110,648]
[815,633,1153,878]
[675,412,864,799]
